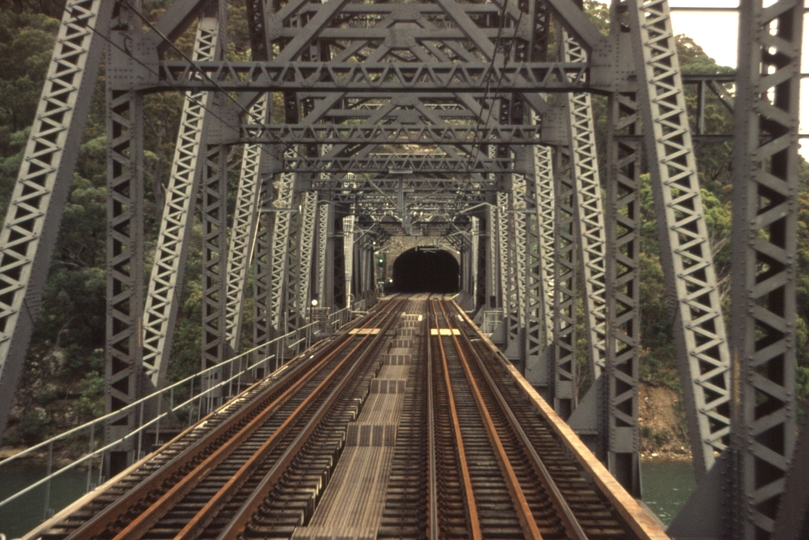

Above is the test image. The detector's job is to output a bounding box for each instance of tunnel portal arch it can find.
[391,247,459,294]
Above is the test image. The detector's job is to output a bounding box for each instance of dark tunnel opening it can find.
[392,247,459,293]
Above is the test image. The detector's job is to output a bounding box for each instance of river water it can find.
[0,459,696,537]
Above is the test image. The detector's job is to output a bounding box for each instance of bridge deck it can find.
[26,296,667,540]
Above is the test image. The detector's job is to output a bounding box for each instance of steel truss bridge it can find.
[0,0,805,538]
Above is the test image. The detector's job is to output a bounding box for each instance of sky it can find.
[595,0,809,159]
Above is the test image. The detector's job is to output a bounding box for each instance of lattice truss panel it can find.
[563,30,607,381]
[225,96,268,352]
[142,18,220,386]
[731,0,802,537]
[629,0,731,477]
[0,0,114,439]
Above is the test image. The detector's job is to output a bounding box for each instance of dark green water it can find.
[642,459,697,525]
[0,459,695,536]
[0,462,89,538]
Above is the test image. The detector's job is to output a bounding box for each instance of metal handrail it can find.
[0,305,356,516]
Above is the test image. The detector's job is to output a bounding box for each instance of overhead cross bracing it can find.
[0,0,805,538]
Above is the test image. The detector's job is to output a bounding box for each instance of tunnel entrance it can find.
[392,247,459,293]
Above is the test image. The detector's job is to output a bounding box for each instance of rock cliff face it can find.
[639,383,691,461]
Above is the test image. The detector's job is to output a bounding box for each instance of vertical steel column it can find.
[605,84,643,497]
[282,190,302,334]
[269,149,297,332]
[471,217,479,304]
[104,2,142,476]
[298,191,317,319]
[317,201,330,306]
[253,175,272,364]
[332,207,346,308]
[0,0,112,444]
[523,146,547,391]
[534,145,556,346]
[343,215,355,304]
[525,145,554,395]
[628,0,731,479]
[202,143,228,374]
[486,204,500,309]
[512,175,528,330]
[731,1,802,537]
[552,147,578,418]
[142,17,220,388]
[579,0,643,497]
[563,30,607,380]
[225,95,268,352]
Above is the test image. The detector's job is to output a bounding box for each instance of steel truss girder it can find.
[253,176,272,364]
[496,191,517,350]
[268,149,298,333]
[552,146,578,419]
[142,17,220,387]
[486,204,500,309]
[0,0,113,443]
[297,192,318,324]
[629,0,731,479]
[237,124,543,145]
[202,143,228,371]
[311,177,496,193]
[563,31,608,381]
[731,0,802,537]
[147,61,589,93]
[225,97,268,352]
[535,145,556,350]
[282,191,303,334]
[343,215,355,304]
[522,145,547,394]
[317,201,330,307]
[504,175,528,359]
[604,84,642,498]
[104,4,143,472]
[278,155,519,174]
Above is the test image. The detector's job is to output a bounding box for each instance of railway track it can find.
[31,295,666,540]
[37,298,408,540]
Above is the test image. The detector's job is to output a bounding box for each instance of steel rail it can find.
[446,300,588,540]
[426,298,439,540]
[62,303,391,540]
[109,303,396,539]
[170,300,407,539]
[428,299,482,540]
[213,298,408,539]
[453,301,670,540]
[433,299,543,539]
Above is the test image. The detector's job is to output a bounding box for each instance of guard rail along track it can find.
[26,295,668,540]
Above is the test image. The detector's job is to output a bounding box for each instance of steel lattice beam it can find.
[239,124,543,145]
[268,149,298,333]
[731,0,802,537]
[225,96,268,352]
[552,147,578,421]
[142,17,220,388]
[279,155,518,174]
[147,61,590,92]
[629,0,731,481]
[103,3,143,476]
[563,30,608,381]
[0,0,113,447]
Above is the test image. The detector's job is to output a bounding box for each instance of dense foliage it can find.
[0,1,807,447]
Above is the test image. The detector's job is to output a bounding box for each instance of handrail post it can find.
[86,422,95,493]
[137,401,144,459]
[154,392,161,449]
[43,441,53,521]
[188,378,194,427]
